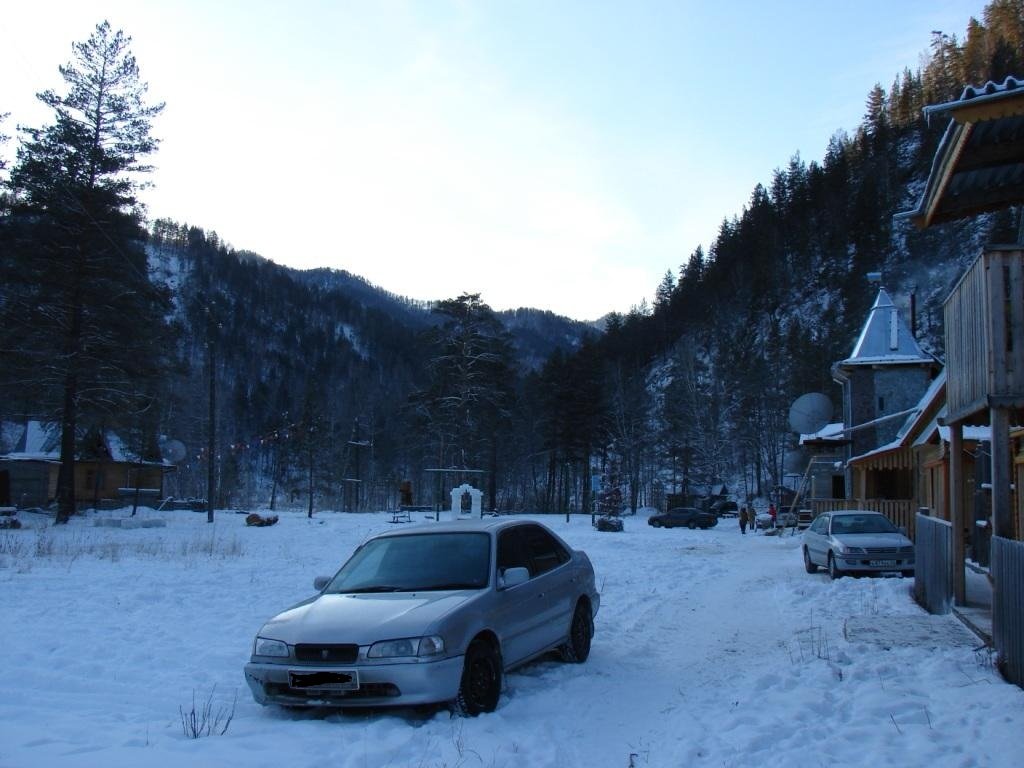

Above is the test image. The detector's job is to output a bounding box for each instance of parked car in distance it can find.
[802,510,914,579]
[775,506,799,528]
[648,507,718,529]
[244,518,600,716]
[709,500,739,517]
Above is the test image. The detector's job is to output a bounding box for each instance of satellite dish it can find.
[160,438,187,464]
[788,393,833,435]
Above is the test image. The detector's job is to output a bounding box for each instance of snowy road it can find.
[0,510,1020,767]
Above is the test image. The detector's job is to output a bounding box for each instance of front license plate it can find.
[869,560,897,568]
[289,670,360,691]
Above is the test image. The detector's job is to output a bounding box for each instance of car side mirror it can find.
[313,576,330,591]
[499,566,530,589]
[898,526,908,537]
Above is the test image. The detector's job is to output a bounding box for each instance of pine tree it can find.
[862,83,888,136]
[0,22,169,523]
[409,294,516,510]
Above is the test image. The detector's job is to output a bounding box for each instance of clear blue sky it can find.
[1,1,984,319]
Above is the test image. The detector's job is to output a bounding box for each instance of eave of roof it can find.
[896,77,1024,229]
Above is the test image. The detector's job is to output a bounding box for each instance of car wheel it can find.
[687,520,697,529]
[651,520,661,528]
[453,640,501,716]
[828,552,843,580]
[560,601,593,663]
[803,547,818,573]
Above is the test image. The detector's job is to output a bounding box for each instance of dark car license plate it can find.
[289,670,359,691]
[869,559,897,568]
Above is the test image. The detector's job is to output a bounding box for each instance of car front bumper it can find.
[836,556,914,573]
[244,654,465,708]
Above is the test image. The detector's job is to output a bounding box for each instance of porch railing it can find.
[914,513,953,615]
[992,536,1024,688]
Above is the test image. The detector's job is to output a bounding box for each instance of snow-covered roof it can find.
[839,289,933,367]
[894,370,946,441]
[938,425,992,443]
[847,436,905,465]
[799,422,845,445]
[924,76,1024,122]
[10,421,60,459]
[0,421,169,466]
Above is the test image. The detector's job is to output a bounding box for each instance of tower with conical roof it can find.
[831,289,940,462]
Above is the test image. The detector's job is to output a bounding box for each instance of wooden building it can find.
[897,76,1024,686]
[0,421,170,509]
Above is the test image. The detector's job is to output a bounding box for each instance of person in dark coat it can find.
[739,506,748,534]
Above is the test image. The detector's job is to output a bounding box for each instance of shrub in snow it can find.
[179,687,236,739]
[245,513,279,527]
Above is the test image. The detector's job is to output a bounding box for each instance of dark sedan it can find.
[648,507,718,529]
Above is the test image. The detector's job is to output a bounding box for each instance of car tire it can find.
[828,552,843,580]
[453,640,502,717]
[560,601,593,663]
[651,520,661,528]
[687,520,697,529]
[803,547,818,573]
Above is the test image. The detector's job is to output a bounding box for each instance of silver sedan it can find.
[244,518,600,715]
[802,510,914,579]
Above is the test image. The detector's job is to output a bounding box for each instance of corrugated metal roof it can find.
[840,289,933,366]
[924,76,1024,121]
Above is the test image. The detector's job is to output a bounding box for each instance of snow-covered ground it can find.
[1,508,1020,768]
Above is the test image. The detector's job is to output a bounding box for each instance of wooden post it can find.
[207,322,216,524]
[992,407,1013,539]
[949,422,966,605]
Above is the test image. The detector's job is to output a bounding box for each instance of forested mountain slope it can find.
[143,221,592,508]
[532,4,1024,511]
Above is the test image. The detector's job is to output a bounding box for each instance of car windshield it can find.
[830,515,899,535]
[324,532,491,593]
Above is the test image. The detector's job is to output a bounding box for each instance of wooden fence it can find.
[808,499,917,537]
[914,513,953,615]
[992,536,1024,687]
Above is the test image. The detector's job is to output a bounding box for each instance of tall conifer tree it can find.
[0,22,169,522]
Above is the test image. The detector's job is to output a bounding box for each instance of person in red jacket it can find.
[768,503,777,528]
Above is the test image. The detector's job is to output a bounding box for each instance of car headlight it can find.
[253,636,289,657]
[836,543,866,555]
[367,635,445,658]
